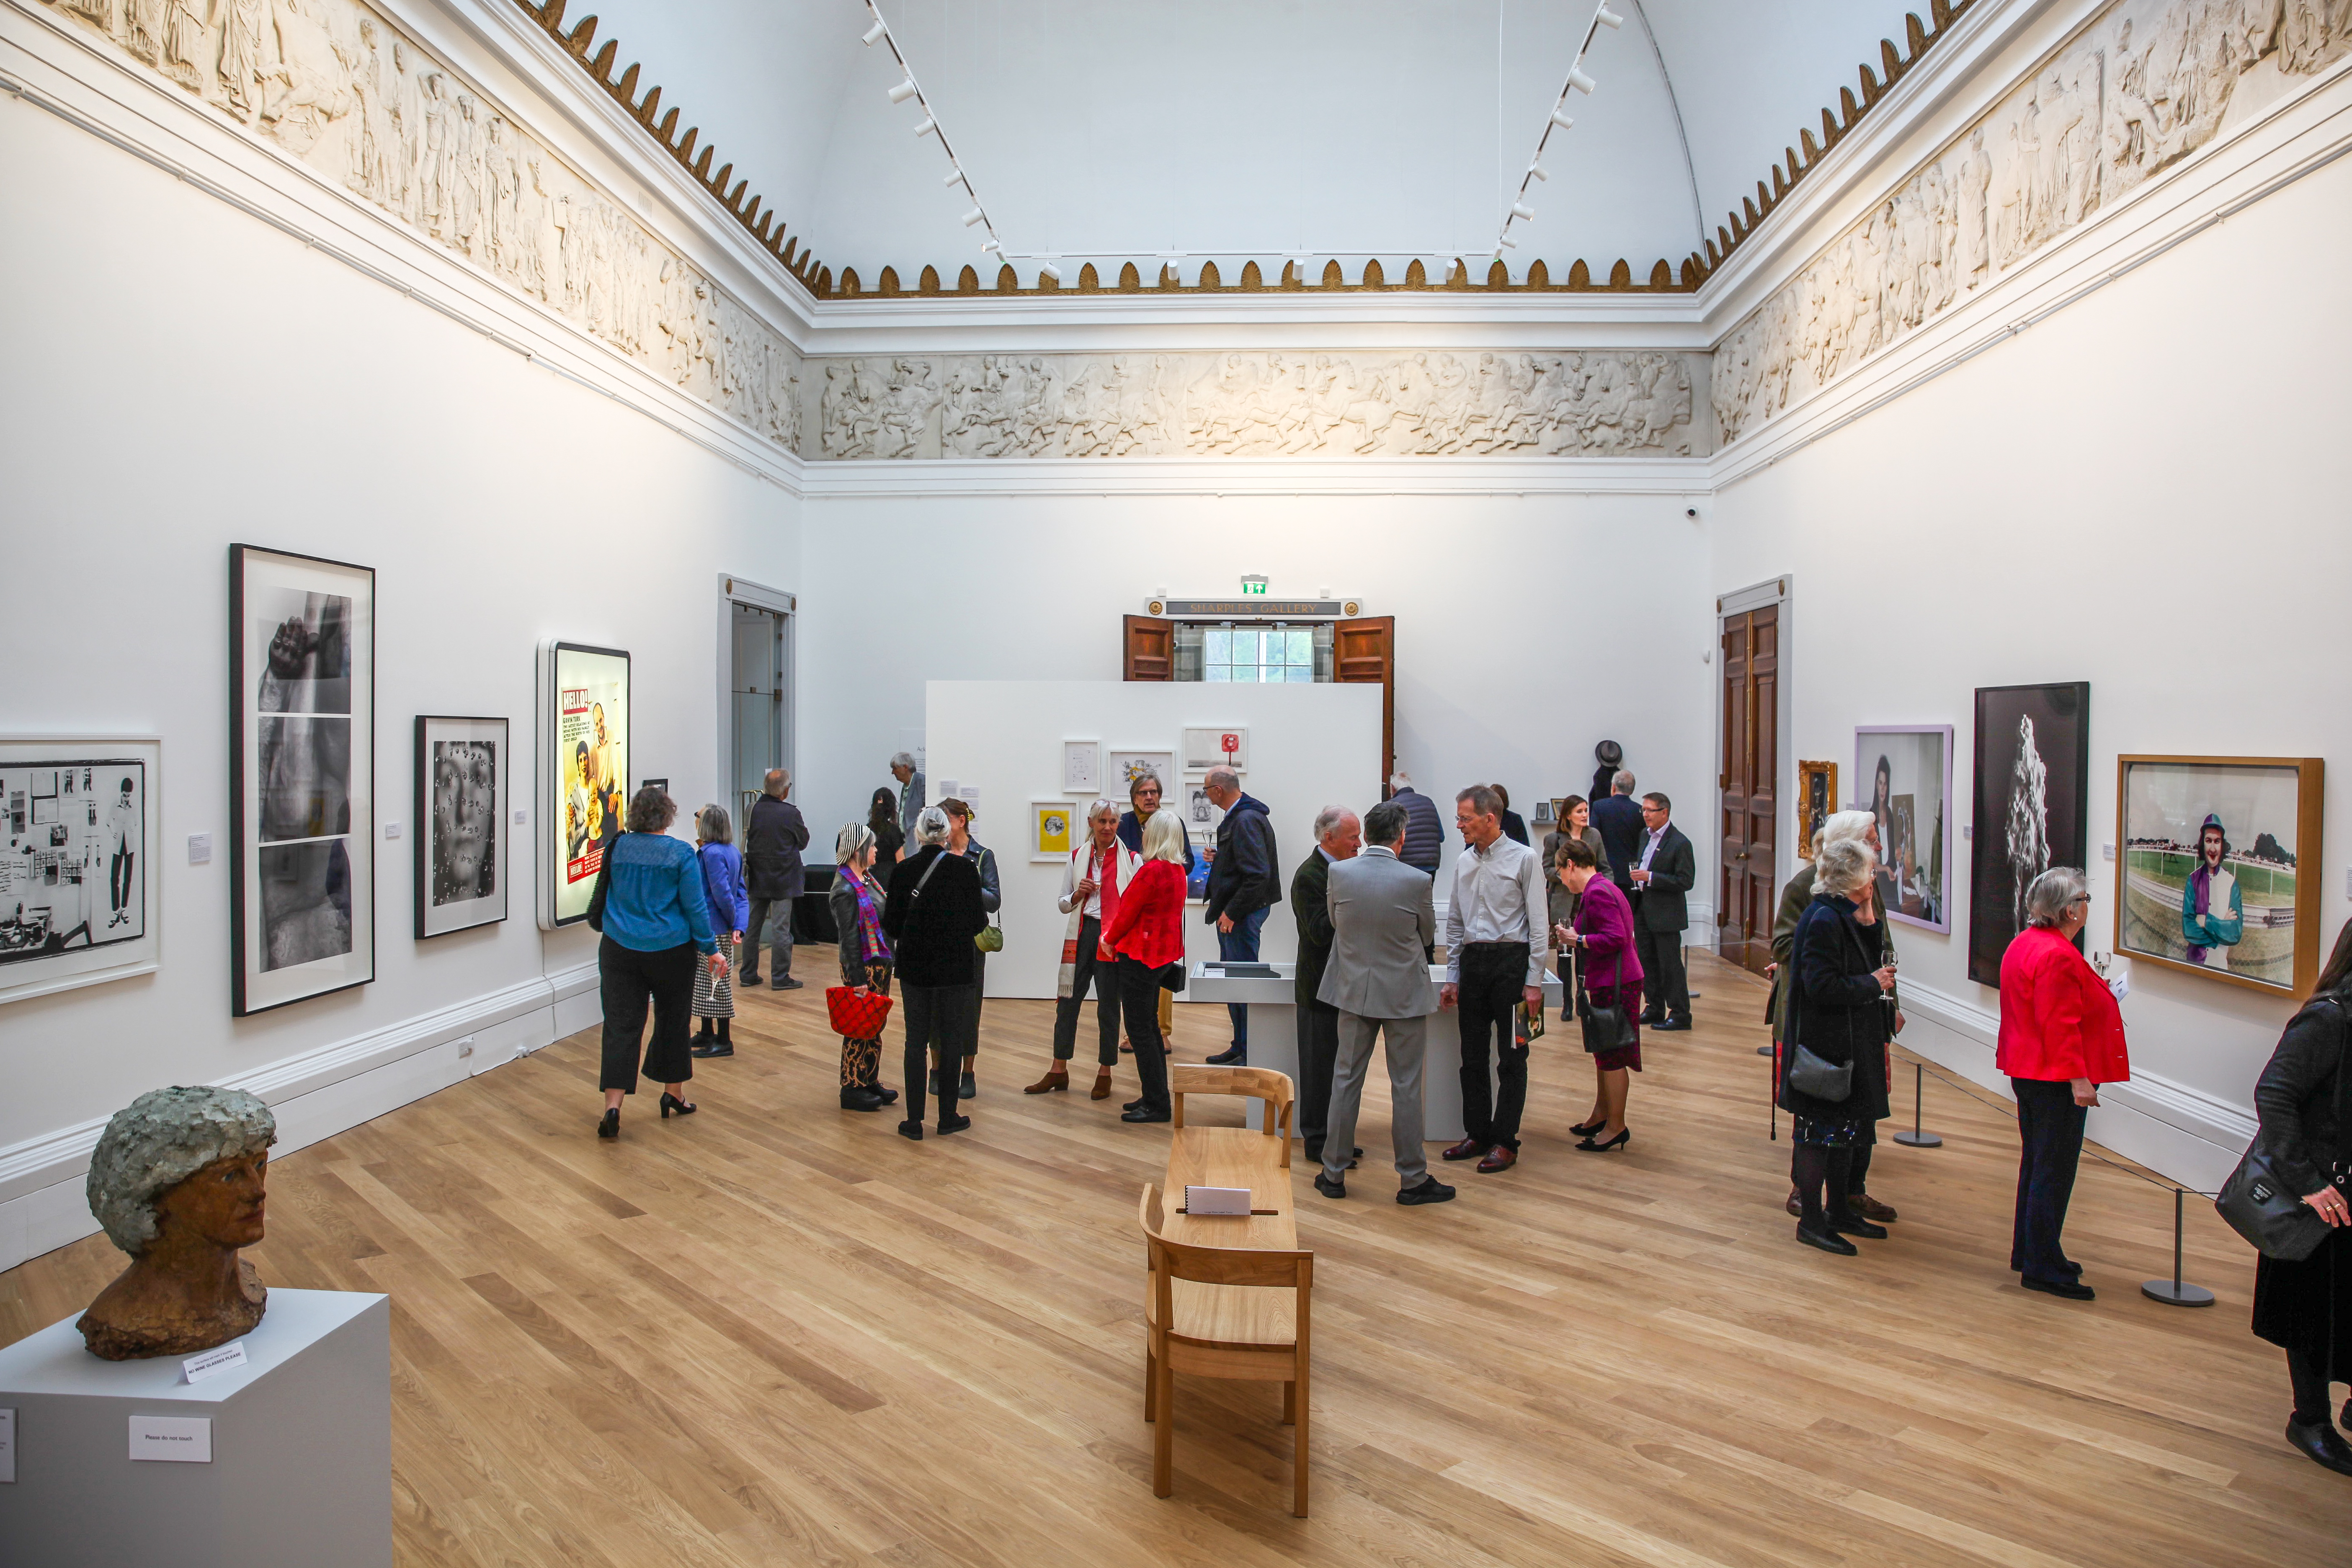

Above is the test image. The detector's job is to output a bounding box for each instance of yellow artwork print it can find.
[1037,806,1071,856]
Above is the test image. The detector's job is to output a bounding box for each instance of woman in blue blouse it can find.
[591,787,725,1138]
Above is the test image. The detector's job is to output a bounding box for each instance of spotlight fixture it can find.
[1596,5,1624,26]
[961,207,986,227]
[1568,67,1598,95]
[1037,260,1062,283]
[1552,109,1575,129]
[887,77,918,103]
[980,239,1001,253]
[861,18,887,44]
[912,116,936,137]
[944,165,966,185]
[1511,202,1536,221]
[1496,234,1518,248]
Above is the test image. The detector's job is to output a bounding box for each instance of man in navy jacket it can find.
[1202,766,1279,1064]
[1590,770,1646,894]
[1387,770,1445,876]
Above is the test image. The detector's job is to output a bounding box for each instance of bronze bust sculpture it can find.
[78,1086,276,1361]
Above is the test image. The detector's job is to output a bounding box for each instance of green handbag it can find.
[975,917,1004,953]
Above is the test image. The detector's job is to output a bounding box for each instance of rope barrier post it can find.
[1893,1059,1942,1148]
[2141,1186,2216,1308]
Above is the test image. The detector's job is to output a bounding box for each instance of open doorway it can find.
[725,580,793,825]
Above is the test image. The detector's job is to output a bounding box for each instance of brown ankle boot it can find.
[1090,1070,1113,1100]
[1024,1065,1070,1094]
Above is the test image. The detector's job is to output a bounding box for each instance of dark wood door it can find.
[1122,614,1173,680]
[1718,604,1777,975]
[1333,615,1395,787]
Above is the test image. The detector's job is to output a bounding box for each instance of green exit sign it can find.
[1240,575,1269,595]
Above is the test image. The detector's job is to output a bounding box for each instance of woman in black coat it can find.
[1778,838,1896,1256]
[2253,918,2352,1475]
[881,806,987,1142]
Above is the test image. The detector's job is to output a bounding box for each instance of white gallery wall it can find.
[0,95,800,1271]
[1711,148,2352,1192]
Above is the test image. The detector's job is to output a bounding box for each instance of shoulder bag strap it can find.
[908,847,948,900]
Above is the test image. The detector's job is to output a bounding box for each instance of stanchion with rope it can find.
[1893,1058,1942,1148]
[2141,1186,2218,1307]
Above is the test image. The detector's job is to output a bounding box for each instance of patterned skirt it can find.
[691,938,738,1018]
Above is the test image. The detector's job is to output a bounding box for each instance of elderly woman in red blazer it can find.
[1997,866,2130,1301]
[1102,808,1190,1124]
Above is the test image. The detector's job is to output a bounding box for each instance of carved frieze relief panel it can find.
[807,350,1705,461]
[37,0,803,454]
[1713,0,2352,448]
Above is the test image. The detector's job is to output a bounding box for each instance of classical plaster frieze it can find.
[1713,0,2352,448]
[806,350,1705,462]
[34,0,805,455]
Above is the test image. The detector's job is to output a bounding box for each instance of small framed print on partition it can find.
[1183,776,1226,841]
[231,545,375,1016]
[1062,739,1102,796]
[537,641,630,930]
[0,738,161,1006]
[415,717,508,939]
[1182,727,1247,773]
[1107,749,1176,799]
[2116,755,2324,996]
[1856,726,1954,933]
[1795,760,1838,860]
[1031,800,1075,862]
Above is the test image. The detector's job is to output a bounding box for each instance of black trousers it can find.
[2011,1076,2087,1283]
[1117,957,1172,1114]
[1456,942,1530,1150]
[110,848,133,912]
[743,896,791,981]
[1297,1001,1339,1156]
[599,936,697,1093]
[1633,918,1689,1019]
[901,983,977,1126]
[1051,916,1120,1066]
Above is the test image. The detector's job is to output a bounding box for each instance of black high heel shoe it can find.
[660,1092,697,1118]
[1569,1117,1606,1138]
[597,1109,619,1139]
[1575,1128,1630,1153]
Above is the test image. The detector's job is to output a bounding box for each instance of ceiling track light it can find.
[1037,260,1062,283]
[1567,67,1598,95]
[1528,162,1550,182]
[861,19,887,45]
[1510,202,1536,221]
[912,116,936,137]
[980,239,1001,254]
[1496,234,1519,248]
[887,77,918,104]
[1596,5,1625,28]
[961,207,986,227]
[944,166,966,186]
[1551,109,1575,129]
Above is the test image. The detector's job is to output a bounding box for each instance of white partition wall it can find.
[925,681,1385,998]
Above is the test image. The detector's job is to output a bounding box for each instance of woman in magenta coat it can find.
[1996,866,2130,1301]
[1555,836,1643,1153]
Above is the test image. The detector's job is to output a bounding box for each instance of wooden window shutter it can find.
[1123,614,1174,681]
[1333,615,1395,787]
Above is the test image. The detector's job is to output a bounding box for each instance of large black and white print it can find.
[416,716,508,939]
[0,739,162,1005]
[232,547,374,1015]
[1968,682,2089,986]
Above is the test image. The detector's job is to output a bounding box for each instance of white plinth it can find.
[0,1287,391,1568]
[1189,961,1565,1142]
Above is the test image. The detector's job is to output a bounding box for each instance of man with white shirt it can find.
[1629,791,1696,1030]
[1439,784,1550,1173]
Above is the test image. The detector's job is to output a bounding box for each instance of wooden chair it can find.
[1168,1064,1294,1166]
[1138,1183,1314,1517]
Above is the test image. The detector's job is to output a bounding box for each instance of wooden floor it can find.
[7,951,2346,1566]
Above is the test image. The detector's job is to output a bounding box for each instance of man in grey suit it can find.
[1314,799,1456,1206]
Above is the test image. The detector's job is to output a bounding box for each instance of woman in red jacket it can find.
[1996,866,2130,1301]
[1102,809,1189,1124]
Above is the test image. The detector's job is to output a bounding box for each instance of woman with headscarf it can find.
[828,821,898,1112]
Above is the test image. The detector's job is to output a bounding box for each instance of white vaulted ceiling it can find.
[568,0,1929,287]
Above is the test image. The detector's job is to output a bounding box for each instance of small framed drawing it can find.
[1032,800,1075,862]
[0,737,162,1006]
[1855,726,1954,933]
[1108,749,1176,798]
[1795,760,1838,860]
[1062,739,1102,796]
[2115,755,2324,996]
[415,717,508,939]
[1183,776,1226,841]
[231,544,375,1016]
[1183,727,1247,772]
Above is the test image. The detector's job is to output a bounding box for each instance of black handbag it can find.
[1574,945,1635,1053]
[1781,912,1872,1104]
[2216,1019,2347,1261]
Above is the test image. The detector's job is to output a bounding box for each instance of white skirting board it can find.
[0,961,599,1275]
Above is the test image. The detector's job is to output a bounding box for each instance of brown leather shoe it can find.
[1475,1145,1519,1174]
[1851,1192,1898,1223]
[1024,1066,1069,1095]
[1441,1137,1490,1162]
[1786,1189,1803,1218]
[1089,1071,1112,1100]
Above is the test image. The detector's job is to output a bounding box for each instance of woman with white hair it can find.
[1996,865,2129,1300]
[1030,798,1136,1100]
[828,821,899,1113]
[1099,808,1189,1123]
[881,805,988,1140]
[1778,837,1898,1255]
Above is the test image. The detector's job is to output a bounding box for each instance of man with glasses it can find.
[1628,792,1696,1031]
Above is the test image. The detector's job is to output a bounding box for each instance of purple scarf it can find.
[849,871,890,966]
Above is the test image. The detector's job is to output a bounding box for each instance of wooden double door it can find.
[1718,603,1778,976]
[1122,613,1395,788]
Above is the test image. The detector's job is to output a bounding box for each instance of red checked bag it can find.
[825,985,893,1040]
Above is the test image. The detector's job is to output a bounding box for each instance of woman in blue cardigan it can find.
[590,787,724,1138]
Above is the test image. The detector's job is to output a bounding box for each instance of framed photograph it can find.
[1795,760,1838,860]
[1856,726,1953,933]
[231,545,374,1016]
[1182,775,1226,845]
[1107,749,1176,799]
[1031,800,1075,862]
[536,642,629,930]
[1061,740,1102,796]
[1183,727,1248,772]
[415,717,508,939]
[0,738,161,1005]
[1969,681,2090,985]
[2117,756,2324,995]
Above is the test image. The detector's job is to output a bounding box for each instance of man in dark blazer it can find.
[1289,806,1361,1168]
[1627,790,1695,1029]
[1590,770,1646,893]
[742,769,809,990]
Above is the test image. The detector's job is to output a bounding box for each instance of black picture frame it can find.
[230,544,376,1016]
[1968,681,2091,986]
[415,715,510,940]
